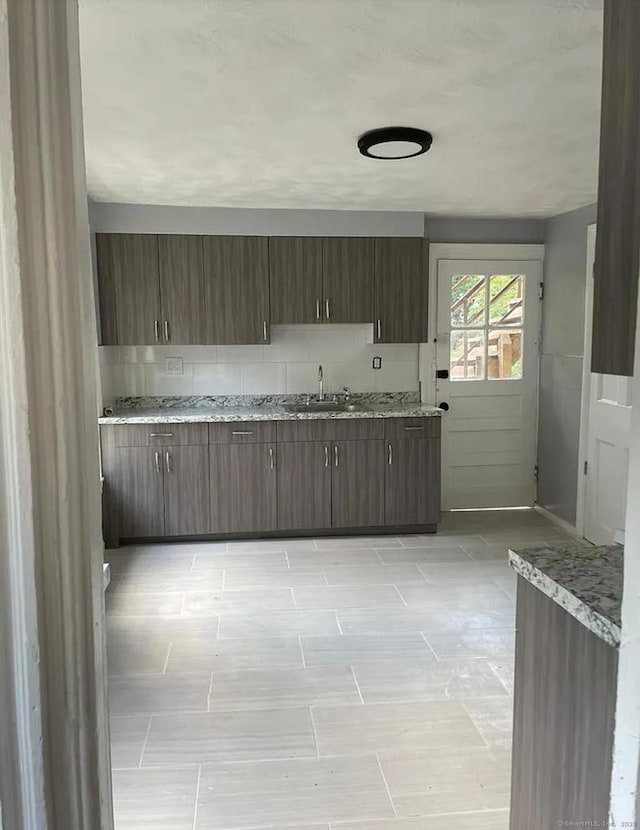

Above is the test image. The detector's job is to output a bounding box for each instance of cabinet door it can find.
[331,440,385,528]
[385,438,440,526]
[374,238,428,343]
[203,235,269,344]
[163,445,210,536]
[95,233,118,345]
[158,235,204,344]
[269,237,323,324]
[277,442,331,531]
[322,238,374,323]
[211,443,277,533]
[113,447,165,538]
[98,233,161,345]
[591,0,640,376]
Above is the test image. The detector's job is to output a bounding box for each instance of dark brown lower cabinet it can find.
[510,578,618,830]
[113,447,165,537]
[211,443,277,533]
[163,445,210,536]
[332,440,385,527]
[385,438,440,526]
[277,441,331,530]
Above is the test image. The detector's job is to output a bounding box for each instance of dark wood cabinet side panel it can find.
[111,234,161,346]
[322,237,374,323]
[277,441,331,530]
[374,238,429,343]
[158,235,205,345]
[95,233,118,345]
[100,426,120,546]
[163,445,210,536]
[269,237,323,324]
[385,438,440,526]
[592,0,640,376]
[510,578,618,830]
[211,444,277,533]
[203,235,269,344]
[113,447,165,537]
[332,440,385,528]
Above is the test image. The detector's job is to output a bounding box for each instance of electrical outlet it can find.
[372,356,382,370]
[165,357,183,375]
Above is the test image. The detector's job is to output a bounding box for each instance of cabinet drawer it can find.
[209,421,276,444]
[276,418,384,443]
[384,417,441,441]
[110,423,208,447]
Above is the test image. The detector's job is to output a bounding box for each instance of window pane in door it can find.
[488,329,522,379]
[489,275,524,326]
[451,275,486,328]
[451,329,486,380]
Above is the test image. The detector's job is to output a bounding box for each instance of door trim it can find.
[575,224,597,540]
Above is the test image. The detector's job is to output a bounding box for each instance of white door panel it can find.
[436,257,541,509]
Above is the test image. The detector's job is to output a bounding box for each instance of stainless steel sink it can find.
[284,402,363,414]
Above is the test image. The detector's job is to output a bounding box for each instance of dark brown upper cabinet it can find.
[96,233,161,345]
[203,235,270,344]
[322,238,374,323]
[592,0,640,376]
[374,238,429,344]
[158,235,204,345]
[269,237,323,324]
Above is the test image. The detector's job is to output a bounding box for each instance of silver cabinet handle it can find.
[150,432,174,438]
[325,298,330,320]
[376,319,381,340]
[404,426,424,431]
[164,320,170,342]
[154,319,160,342]
[165,450,172,473]
[263,320,268,342]
[387,443,393,465]
[334,444,339,467]
[232,430,253,436]
[316,298,321,321]
[324,445,329,468]
[154,451,161,473]
[269,446,275,470]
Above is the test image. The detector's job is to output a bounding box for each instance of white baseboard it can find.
[534,504,579,538]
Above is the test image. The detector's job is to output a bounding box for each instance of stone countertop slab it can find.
[98,402,443,425]
[508,542,623,648]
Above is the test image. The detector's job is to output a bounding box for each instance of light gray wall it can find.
[537,203,597,525]
[424,215,544,243]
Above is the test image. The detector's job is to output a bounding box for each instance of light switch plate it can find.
[165,357,184,375]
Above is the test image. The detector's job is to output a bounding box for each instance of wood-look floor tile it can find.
[107,551,195,576]
[115,572,224,593]
[182,588,295,616]
[192,551,288,571]
[208,665,360,711]
[287,549,383,567]
[301,634,434,666]
[337,607,514,635]
[489,659,515,693]
[166,635,303,673]
[109,674,211,715]
[142,708,316,766]
[112,766,198,830]
[218,609,340,639]
[322,563,425,586]
[226,538,317,552]
[424,627,515,660]
[462,696,514,748]
[195,756,394,829]
[352,659,509,703]
[396,582,515,615]
[397,534,478,547]
[109,715,150,769]
[107,631,171,675]
[312,701,485,756]
[417,562,510,583]
[106,591,184,618]
[377,546,471,564]
[224,565,326,590]
[333,812,509,830]
[108,615,218,636]
[294,585,405,611]
[315,536,402,549]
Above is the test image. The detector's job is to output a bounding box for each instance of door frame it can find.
[575,223,597,539]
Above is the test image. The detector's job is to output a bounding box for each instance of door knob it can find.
[438,402,450,411]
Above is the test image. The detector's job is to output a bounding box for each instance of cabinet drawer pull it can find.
[269,446,275,470]
[154,451,161,473]
[150,432,174,438]
[263,320,268,342]
[334,444,339,467]
[316,298,321,321]
[324,445,329,468]
[164,320,170,342]
[165,451,172,473]
[376,319,381,340]
[387,443,393,465]
[154,319,160,342]
[404,426,424,431]
[325,298,330,320]
[232,430,254,436]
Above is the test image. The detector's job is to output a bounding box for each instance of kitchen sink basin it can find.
[284,401,363,414]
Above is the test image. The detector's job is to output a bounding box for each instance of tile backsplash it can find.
[99,325,420,405]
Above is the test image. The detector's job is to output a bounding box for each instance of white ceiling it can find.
[79,0,604,217]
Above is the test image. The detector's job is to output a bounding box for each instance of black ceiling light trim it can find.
[358,126,433,160]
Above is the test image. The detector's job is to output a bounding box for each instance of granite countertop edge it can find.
[508,546,622,648]
[98,403,443,425]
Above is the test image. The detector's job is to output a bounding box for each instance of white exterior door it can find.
[435,256,542,509]
[580,225,633,545]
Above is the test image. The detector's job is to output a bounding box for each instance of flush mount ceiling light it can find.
[358,126,433,160]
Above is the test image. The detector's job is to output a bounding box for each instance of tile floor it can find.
[105,509,571,830]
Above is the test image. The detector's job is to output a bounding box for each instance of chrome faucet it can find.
[343,386,351,402]
[318,365,324,401]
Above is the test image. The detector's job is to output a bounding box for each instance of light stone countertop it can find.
[99,402,443,425]
[509,542,623,648]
